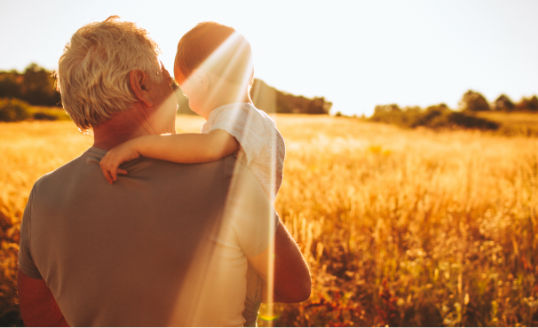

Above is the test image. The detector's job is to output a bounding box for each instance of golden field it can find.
[1,114,537,326]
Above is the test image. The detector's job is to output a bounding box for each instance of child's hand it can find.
[99,140,141,184]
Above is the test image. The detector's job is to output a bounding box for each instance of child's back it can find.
[202,102,285,196]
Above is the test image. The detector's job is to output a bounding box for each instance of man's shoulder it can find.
[28,150,243,210]
[135,154,238,182]
[31,149,89,194]
[36,148,237,184]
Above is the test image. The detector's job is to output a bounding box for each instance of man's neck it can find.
[92,104,154,150]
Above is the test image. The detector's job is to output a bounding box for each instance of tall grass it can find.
[1,115,537,326]
[271,116,538,326]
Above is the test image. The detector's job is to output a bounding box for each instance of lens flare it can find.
[169,30,279,325]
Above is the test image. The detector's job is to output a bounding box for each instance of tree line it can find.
[0,63,332,122]
[0,63,60,107]
[178,77,333,115]
[251,79,332,114]
[458,90,538,112]
[370,90,538,131]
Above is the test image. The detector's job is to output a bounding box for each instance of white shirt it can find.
[169,161,278,326]
[201,103,284,325]
[202,103,285,196]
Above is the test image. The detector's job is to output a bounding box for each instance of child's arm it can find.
[99,130,239,183]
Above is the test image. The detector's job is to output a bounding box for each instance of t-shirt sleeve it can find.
[18,185,42,279]
[225,164,279,258]
[205,106,267,165]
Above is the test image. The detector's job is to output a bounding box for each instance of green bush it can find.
[32,112,59,121]
[0,98,31,122]
[446,112,499,130]
[29,107,70,121]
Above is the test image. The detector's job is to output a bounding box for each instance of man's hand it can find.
[99,140,140,184]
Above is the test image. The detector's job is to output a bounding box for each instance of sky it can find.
[1,0,538,116]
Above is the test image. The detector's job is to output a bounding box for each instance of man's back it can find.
[18,147,261,326]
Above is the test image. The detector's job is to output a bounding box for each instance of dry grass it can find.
[1,115,538,326]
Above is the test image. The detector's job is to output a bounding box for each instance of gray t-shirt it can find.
[18,146,275,326]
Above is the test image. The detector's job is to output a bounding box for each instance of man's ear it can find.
[129,70,153,108]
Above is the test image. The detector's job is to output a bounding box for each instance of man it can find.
[18,17,310,326]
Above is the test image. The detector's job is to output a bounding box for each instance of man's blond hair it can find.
[57,16,161,129]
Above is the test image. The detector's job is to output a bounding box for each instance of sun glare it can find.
[171,31,278,324]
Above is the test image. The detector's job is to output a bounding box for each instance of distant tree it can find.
[319,97,333,114]
[516,95,538,111]
[251,79,278,113]
[252,78,332,114]
[411,103,450,128]
[459,90,490,112]
[369,102,499,131]
[0,74,22,99]
[276,93,294,113]
[21,63,60,106]
[306,97,331,114]
[371,104,406,126]
[493,94,515,112]
[0,64,61,106]
[372,104,395,117]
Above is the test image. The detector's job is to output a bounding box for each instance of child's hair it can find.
[174,22,253,86]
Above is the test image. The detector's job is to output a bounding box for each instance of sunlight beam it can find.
[170,29,278,325]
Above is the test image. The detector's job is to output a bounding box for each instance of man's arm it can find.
[18,185,67,326]
[227,163,311,303]
[248,221,311,303]
[18,271,68,327]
